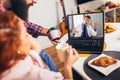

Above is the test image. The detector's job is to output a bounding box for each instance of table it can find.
[60,23,120,80]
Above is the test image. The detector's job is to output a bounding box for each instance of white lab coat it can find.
[74,23,97,37]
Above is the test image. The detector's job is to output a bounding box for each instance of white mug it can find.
[49,30,60,40]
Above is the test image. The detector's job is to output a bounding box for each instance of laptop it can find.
[66,12,104,53]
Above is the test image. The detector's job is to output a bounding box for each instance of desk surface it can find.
[61,23,120,80]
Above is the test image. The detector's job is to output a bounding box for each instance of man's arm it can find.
[88,25,97,36]
[24,21,49,38]
[93,22,98,29]
[24,21,61,44]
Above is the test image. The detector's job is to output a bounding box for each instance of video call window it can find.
[68,12,104,38]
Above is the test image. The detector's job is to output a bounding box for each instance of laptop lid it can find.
[67,12,104,53]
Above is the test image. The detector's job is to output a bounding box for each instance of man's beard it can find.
[9,0,30,21]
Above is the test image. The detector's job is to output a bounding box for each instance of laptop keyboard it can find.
[68,40,102,45]
[67,39,104,52]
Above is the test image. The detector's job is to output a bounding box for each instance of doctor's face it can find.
[83,17,90,24]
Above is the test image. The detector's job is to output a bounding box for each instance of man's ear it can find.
[2,0,11,9]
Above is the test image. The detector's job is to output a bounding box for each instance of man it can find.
[72,15,98,37]
[1,0,60,72]
[1,0,60,44]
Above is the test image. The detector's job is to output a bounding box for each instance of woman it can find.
[1,0,62,72]
[0,11,79,80]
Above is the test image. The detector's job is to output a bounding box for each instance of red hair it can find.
[0,11,27,74]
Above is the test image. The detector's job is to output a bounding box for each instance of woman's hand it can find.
[64,46,79,67]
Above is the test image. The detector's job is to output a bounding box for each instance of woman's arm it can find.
[64,46,79,80]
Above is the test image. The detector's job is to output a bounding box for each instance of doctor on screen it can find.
[72,15,98,37]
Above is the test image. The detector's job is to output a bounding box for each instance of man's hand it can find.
[72,28,76,33]
[93,22,98,29]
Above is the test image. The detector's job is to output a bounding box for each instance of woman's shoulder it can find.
[29,50,39,56]
[0,50,45,80]
[29,50,42,61]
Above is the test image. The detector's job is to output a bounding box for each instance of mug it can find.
[49,30,60,41]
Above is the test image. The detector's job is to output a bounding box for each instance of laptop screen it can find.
[67,12,104,39]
